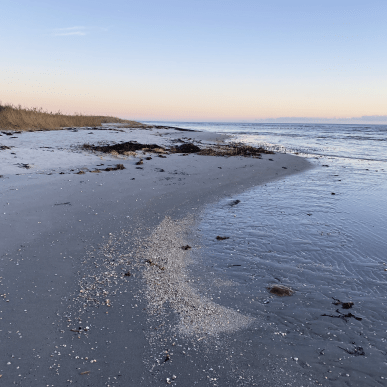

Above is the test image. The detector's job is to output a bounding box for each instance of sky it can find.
[1,0,386,123]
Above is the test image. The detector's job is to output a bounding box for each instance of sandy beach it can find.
[1,125,312,386]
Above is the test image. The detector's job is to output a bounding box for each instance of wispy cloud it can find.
[53,26,88,37]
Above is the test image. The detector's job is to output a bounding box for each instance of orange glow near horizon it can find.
[1,67,386,122]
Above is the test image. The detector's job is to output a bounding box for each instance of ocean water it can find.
[147,121,387,385]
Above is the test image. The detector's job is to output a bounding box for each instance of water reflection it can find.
[193,148,387,384]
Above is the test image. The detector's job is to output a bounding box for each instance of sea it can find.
[145,121,387,386]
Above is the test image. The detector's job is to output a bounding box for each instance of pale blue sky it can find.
[1,0,386,121]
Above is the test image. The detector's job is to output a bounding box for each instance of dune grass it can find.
[0,103,147,131]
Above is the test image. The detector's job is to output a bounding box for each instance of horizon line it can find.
[131,116,387,125]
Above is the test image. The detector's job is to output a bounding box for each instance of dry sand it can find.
[0,125,313,385]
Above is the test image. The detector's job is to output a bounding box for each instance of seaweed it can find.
[172,143,201,153]
[321,309,362,322]
[82,141,166,154]
[267,285,294,296]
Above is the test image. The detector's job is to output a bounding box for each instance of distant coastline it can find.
[251,115,387,125]
[142,116,387,125]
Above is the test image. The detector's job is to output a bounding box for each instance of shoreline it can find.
[0,125,312,385]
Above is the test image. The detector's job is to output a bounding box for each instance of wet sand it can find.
[0,125,311,385]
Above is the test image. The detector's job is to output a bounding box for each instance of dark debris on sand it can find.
[339,344,365,356]
[152,125,198,132]
[198,143,275,157]
[82,140,275,159]
[17,163,32,169]
[171,143,201,153]
[332,297,354,309]
[321,297,361,322]
[321,309,362,322]
[268,284,294,296]
[85,164,126,174]
[102,164,125,171]
[82,141,166,154]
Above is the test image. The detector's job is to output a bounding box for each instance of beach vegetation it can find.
[0,103,147,131]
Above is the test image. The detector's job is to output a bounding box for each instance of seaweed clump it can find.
[83,141,166,155]
[199,143,274,157]
[268,285,294,296]
[89,164,126,173]
[172,143,201,153]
